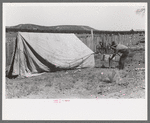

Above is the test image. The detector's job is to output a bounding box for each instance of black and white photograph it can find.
[2,2,147,120]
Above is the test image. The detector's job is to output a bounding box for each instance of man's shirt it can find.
[112,44,128,54]
[116,44,128,50]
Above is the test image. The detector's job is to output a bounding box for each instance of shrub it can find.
[107,70,116,83]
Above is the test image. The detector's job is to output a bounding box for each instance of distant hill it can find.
[6,24,145,34]
[6,24,99,33]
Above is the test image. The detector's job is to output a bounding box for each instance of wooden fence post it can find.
[91,29,94,51]
[91,29,93,41]
[6,41,9,66]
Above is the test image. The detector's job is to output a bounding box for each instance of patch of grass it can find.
[126,50,145,65]
[52,77,74,93]
[6,81,43,98]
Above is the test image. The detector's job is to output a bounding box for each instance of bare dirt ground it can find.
[5,49,145,99]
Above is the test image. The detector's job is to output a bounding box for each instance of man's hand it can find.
[117,53,121,56]
[110,46,116,50]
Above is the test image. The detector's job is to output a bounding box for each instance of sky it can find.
[3,3,146,31]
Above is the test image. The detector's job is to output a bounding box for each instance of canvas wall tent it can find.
[7,32,95,78]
